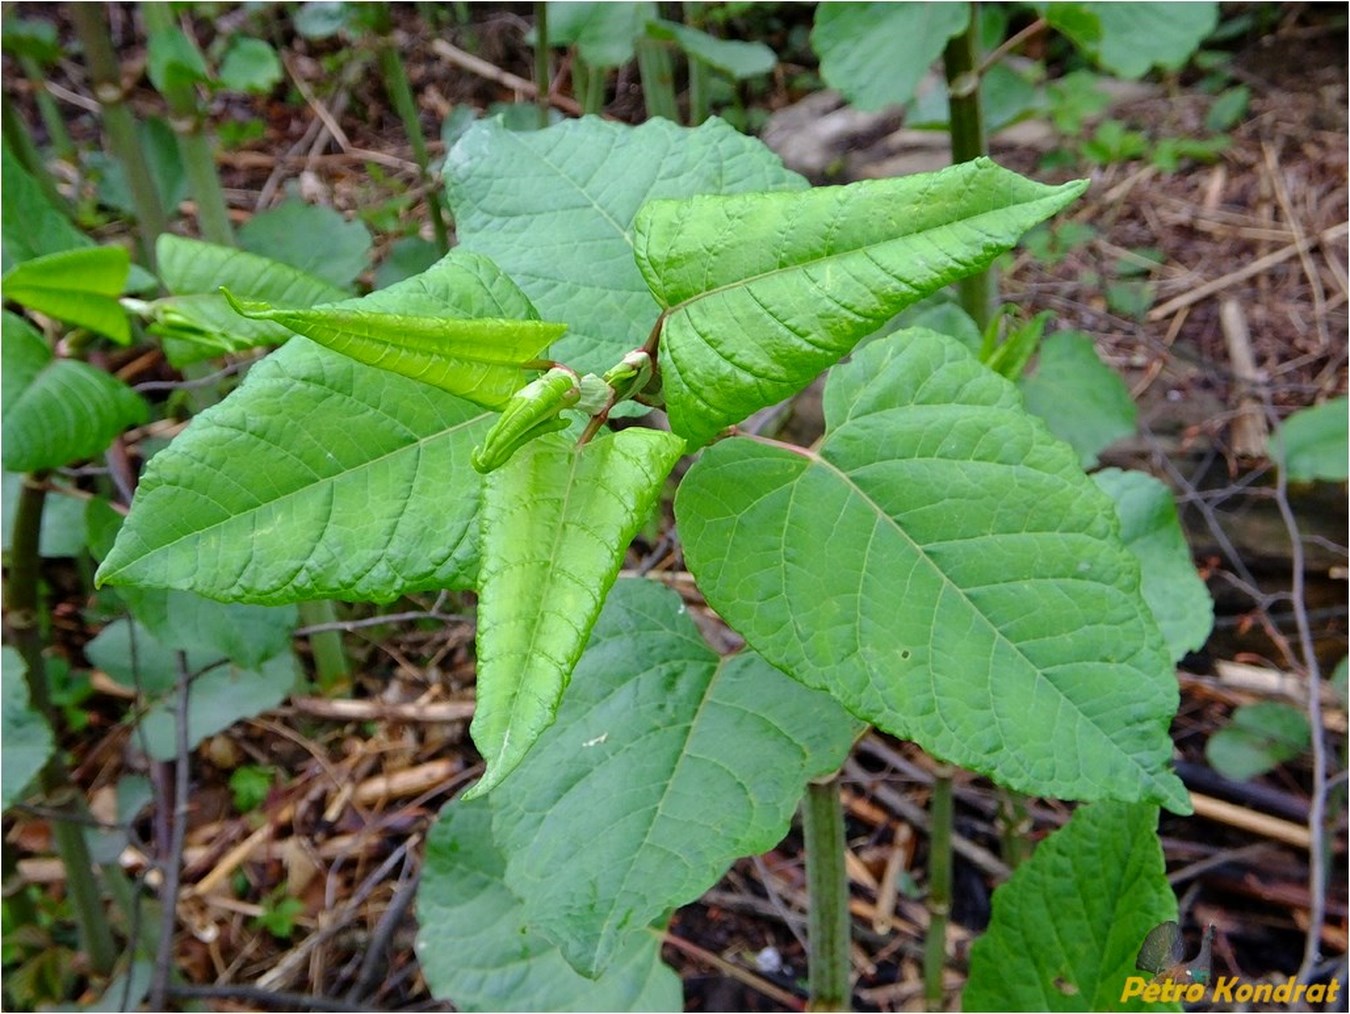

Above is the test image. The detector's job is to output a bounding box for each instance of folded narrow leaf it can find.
[3,246,131,343]
[636,158,1088,447]
[152,234,346,366]
[416,796,681,1012]
[96,339,488,603]
[224,292,563,410]
[468,427,686,798]
[2,311,147,473]
[964,803,1177,1011]
[447,116,806,374]
[1093,469,1213,663]
[492,578,861,977]
[677,329,1188,810]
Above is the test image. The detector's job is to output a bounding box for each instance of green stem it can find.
[70,3,167,267]
[298,600,351,695]
[4,478,118,975]
[923,765,955,1009]
[803,773,851,1011]
[636,36,679,123]
[140,5,233,247]
[996,788,1031,869]
[1,101,70,217]
[534,3,551,129]
[19,54,76,161]
[942,5,993,331]
[375,29,450,252]
[575,57,605,116]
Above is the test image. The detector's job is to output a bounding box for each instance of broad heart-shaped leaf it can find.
[1081,3,1218,79]
[1274,396,1349,482]
[636,158,1088,448]
[2,311,147,473]
[492,578,861,977]
[811,3,970,111]
[446,116,806,375]
[237,199,372,290]
[416,796,680,1012]
[1019,330,1136,467]
[2,246,131,343]
[1093,469,1213,663]
[1205,701,1310,782]
[545,2,656,68]
[677,330,1189,811]
[152,234,346,367]
[2,647,55,811]
[223,271,566,410]
[96,338,488,604]
[964,802,1178,1011]
[468,428,686,798]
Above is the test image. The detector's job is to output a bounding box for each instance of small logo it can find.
[1135,920,1215,986]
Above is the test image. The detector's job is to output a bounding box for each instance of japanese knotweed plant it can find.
[98,116,1204,1009]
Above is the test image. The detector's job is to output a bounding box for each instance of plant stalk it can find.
[803,773,851,1011]
[19,54,76,161]
[139,5,234,247]
[70,3,167,267]
[4,478,118,975]
[298,600,352,694]
[373,18,450,252]
[636,36,679,123]
[923,765,955,1009]
[942,5,993,331]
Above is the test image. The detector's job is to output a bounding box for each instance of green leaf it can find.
[2,246,131,343]
[1205,85,1250,132]
[95,339,487,604]
[1,647,54,811]
[964,802,1178,1011]
[637,159,1088,448]
[677,330,1188,810]
[1019,330,1136,467]
[416,796,681,1012]
[545,2,656,67]
[468,427,686,798]
[1,18,62,64]
[222,253,567,410]
[492,578,861,976]
[2,311,147,473]
[647,20,776,78]
[1205,702,1310,781]
[1274,397,1348,482]
[238,199,371,289]
[1044,3,1103,50]
[152,234,347,366]
[2,476,88,558]
[811,3,970,111]
[217,36,283,94]
[1080,3,1219,79]
[136,653,296,761]
[1093,469,1213,662]
[446,116,806,375]
[1,145,91,271]
[147,26,210,94]
[91,118,188,219]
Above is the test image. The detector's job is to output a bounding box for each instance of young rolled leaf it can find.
[416,796,681,1012]
[2,311,147,473]
[491,578,861,977]
[222,250,568,409]
[635,157,1088,447]
[964,802,1178,1011]
[468,427,686,799]
[677,329,1189,811]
